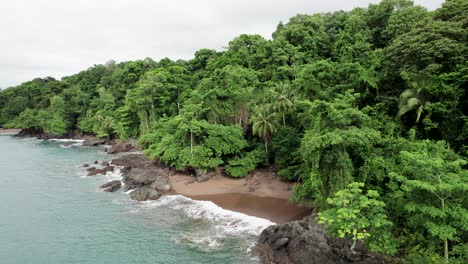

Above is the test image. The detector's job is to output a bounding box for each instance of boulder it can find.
[257,217,387,264]
[195,170,214,183]
[86,165,114,176]
[149,176,171,193]
[111,154,153,169]
[122,167,166,191]
[103,165,114,172]
[83,163,90,168]
[83,138,107,147]
[87,167,104,176]
[15,128,43,138]
[107,140,136,154]
[99,180,122,192]
[101,161,109,166]
[129,187,161,201]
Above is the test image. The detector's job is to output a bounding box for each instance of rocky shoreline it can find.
[88,152,390,263]
[13,128,391,263]
[256,216,390,264]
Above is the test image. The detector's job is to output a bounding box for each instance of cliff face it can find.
[256,216,389,264]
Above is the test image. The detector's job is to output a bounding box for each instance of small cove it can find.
[0,135,267,264]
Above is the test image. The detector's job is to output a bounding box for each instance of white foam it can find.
[49,138,85,148]
[104,167,123,181]
[48,138,86,143]
[59,142,84,148]
[174,233,222,251]
[140,195,275,236]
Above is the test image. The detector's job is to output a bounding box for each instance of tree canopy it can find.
[1,0,466,262]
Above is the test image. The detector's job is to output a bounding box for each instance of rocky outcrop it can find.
[99,180,122,192]
[129,187,161,201]
[111,154,153,169]
[15,128,44,138]
[107,139,137,154]
[82,138,108,147]
[194,170,215,183]
[111,154,171,201]
[257,217,387,264]
[87,165,115,176]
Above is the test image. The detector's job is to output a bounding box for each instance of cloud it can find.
[0,0,444,88]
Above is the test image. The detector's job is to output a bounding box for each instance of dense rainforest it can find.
[0,0,466,262]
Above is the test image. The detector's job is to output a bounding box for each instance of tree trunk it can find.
[441,198,449,263]
[351,234,357,251]
[190,131,193,156]
[444,239,448,263]
[282,114,286,127]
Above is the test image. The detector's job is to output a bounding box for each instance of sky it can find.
[0,0,445,88]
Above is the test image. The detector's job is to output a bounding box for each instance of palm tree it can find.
[396,88,430,123]
[273,94,293,127]
[250,105,278,155]
[396,72,432,123]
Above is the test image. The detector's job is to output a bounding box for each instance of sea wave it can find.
[48,138,86,143]
[48,138,86,148]
[135,195,273,257]
[141,195,275,236]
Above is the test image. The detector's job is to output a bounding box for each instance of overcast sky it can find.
[0,0,444,88]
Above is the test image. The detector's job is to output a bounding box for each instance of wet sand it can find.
[170,170,311,224]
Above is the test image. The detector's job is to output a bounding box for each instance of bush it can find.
[225,148,264,177]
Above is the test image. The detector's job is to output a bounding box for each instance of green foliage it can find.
[142,104,248,171]
[272,127,302,181]
[296,92,381,204]
[317,182,394,254]
[225,147,265,178]
[250,104,279,156]
[1,1,467,260]
[392,141,468,262]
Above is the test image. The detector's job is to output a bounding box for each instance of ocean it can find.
[0,135,272,264]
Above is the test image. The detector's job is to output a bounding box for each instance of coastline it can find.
[169,171,311,224]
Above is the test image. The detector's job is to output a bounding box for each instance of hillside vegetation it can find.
[1,0,467,262]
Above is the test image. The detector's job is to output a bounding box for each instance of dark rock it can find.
[107,140,137,154]
[83,163,90,168]
[129,187,161,201]
[103,165,114,172]
[15,128,44,138]
[195,170,214,183]
[99,180,122,192]
[257,217,387,264]
[101,161,109,166]
[273,238,289,249]
[111,153,171,195]
[83,138,107,147]
[87,167,104,176]
[112,154,153,168]
[149,177,171,193]
[121,167,167,191]
[93,160,99,164]
[86,165,114,176]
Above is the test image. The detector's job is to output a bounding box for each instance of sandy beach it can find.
[170,169,311,223]
[0,128,21,134]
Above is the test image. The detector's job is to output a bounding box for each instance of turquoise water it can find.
[0,135,270,264]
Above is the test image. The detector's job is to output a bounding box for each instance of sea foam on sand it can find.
[135,195,274,256]
[142,195,275,236]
